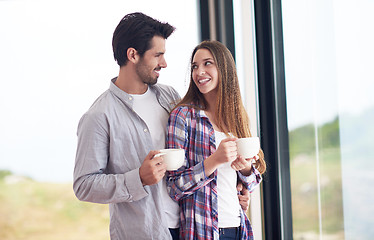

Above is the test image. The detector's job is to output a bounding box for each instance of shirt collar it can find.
[109,77,135,107]
[199,110,209,119]
[109,77,169,110]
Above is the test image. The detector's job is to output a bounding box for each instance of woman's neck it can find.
[203,90,217,112]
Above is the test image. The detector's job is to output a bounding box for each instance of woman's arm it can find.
[165,108,214,201]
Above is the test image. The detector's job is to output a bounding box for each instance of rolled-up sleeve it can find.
[237,165,262,193]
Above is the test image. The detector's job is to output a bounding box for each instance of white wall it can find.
[0,0,199,182]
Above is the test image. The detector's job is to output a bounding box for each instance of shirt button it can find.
[144,129,148,133]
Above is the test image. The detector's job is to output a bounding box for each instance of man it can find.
[73,12,250,240]
[73,12,179,240]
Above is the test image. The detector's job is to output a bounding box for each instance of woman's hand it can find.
[231,155,251,171]
[203,137,237,176]
[214,137,238,164]
[231,155,259,174]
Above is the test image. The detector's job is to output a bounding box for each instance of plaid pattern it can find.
[166,105,263,240]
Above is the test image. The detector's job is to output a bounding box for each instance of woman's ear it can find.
[127,48,138,63]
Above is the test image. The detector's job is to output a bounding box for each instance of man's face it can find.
[135,36,167,85]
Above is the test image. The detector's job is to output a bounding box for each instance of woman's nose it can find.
[197,67,205,75]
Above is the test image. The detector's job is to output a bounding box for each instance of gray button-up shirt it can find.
[73,78,181,240]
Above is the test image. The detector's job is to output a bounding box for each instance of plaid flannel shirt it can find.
[166,105,263,240]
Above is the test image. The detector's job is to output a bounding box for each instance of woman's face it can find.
[191,48,219,96]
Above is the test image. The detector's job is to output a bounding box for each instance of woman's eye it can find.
[205,61,212,66]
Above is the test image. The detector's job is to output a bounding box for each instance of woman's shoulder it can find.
[170,104,198,118]
[172,104,198,113]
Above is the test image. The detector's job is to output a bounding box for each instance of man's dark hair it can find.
[112,12,175,66]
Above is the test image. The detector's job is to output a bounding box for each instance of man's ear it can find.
[127,48,139,63]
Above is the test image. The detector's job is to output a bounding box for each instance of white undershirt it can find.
[215,131,241,228]
[130,87,180,228]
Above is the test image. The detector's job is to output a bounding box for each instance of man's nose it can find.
[159,57,167,68]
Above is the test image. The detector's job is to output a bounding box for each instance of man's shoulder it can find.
[80,89,118,122]
[86,90,113,112]
[153,83,180,99]
[154,82,175,91]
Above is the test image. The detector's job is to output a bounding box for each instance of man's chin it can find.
[144,78,158,86]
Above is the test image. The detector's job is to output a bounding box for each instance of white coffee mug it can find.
[154,149,185,171]
[236,137,260,159]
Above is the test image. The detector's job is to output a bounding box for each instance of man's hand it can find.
[139,150,166,186]
[237,182,250,211]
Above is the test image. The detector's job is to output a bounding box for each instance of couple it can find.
[73,12,266,240]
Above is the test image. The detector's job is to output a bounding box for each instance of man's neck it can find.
[115,66,148,94]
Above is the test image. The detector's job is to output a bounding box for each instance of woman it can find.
[166,40,266,240]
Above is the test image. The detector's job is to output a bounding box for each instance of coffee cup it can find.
[154,149,185,171]
[236,137,260,159]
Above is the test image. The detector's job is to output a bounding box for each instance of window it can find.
[282,0,374,239]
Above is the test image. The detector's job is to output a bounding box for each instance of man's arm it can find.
[73,112,162,204]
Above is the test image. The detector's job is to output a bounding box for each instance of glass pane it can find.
[282,0,374,239]
[233,1,263,239]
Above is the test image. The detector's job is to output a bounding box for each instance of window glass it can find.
[282,0,374,239]
[233,1,263,239]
